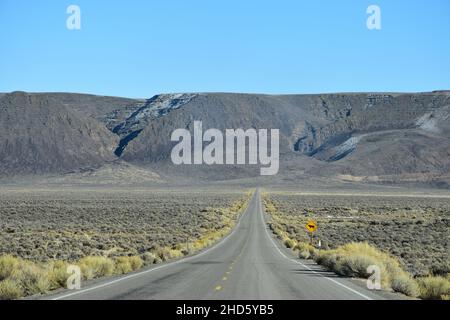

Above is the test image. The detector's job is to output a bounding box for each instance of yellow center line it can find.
[222,277,227,281]
[215,285,222,291]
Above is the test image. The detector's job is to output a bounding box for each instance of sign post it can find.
[305,219,318,245]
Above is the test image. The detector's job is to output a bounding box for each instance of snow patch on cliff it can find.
[329,136,362,161]
[416,113,440,133]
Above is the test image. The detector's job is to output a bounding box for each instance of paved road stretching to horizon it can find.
[45,189,386,300]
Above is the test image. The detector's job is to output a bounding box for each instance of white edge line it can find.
[51,191,257,300]
[257,190,374,301]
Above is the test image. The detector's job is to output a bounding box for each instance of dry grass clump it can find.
[165,248,185,260]
[141,252,161,266]
[0,255,115,298]
[294,242,317,257]
[283,236,447,299]
[78,256,115,280]
[13,263,50,295]
[114,256,143,274]
[45,260,70,289]
[283,238,297,249]
[0,255,20,280]
[313,242,421,297]
[391,275,420,297]
[0,279,22,300]
[0,255,50,297]
[299,249,312,260]
[128,256,143,270]
[417,276,450,300]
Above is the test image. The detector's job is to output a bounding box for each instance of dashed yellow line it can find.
[214,259,238,293]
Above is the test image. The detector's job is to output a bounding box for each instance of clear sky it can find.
[1,0,449,98]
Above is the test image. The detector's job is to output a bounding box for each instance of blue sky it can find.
[1,0,449,98]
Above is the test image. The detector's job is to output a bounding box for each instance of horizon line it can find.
[2,89,449,100]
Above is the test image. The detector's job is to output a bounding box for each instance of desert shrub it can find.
[167,249,184,260]
[283,238,297,249]
[0,255,20,280]
[417,276,450,300]
[299,250,311,259]
[294,243,307,251]
[114,257,133,274]
[295,243,318,258]
[13,263,50,295]
[45,260,70,289]
[0,279,23,300]
[309,248,319,260]
[382,258,405,280]
[334,242,386,260]
[315,251,338,271]
[192,239,212,251]
[391,275,420,297]
[181,248,192,256]
[78,256,114,279]
[429,263,450,277]
[154,247,182,261]
[335,255,379,278]
[128,256,143,271]
[0,256,52,297]
[141,252,160,266]
[312,242,419,292]
[331,243,406,286]
[113,256,142,274]
[275,230,284,240]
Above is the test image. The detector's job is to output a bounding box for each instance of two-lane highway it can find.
[46,190,385,300]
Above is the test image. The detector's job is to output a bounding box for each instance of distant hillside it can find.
[0,92,119,175]
[1,90,449,187]
[118,92,450,184]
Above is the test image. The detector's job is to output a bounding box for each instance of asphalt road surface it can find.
[46,189,386,300]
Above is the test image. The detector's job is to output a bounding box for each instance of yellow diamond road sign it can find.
[306,220,317,233]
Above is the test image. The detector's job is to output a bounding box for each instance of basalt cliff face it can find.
[1,90,449,186]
